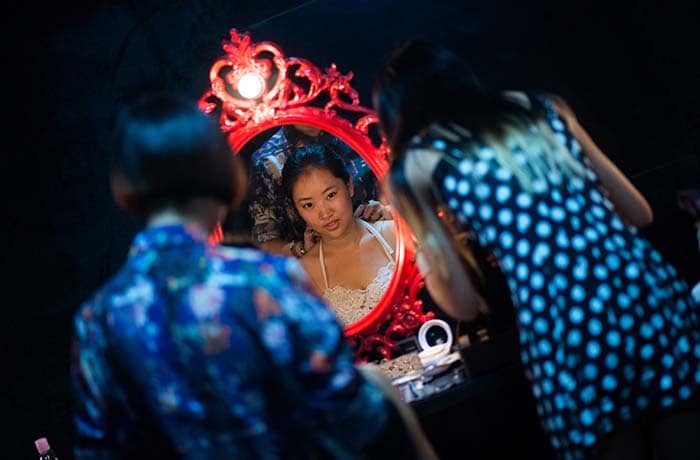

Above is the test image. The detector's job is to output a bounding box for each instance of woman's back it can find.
[410,93,700,458]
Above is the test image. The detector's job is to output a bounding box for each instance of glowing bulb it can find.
[237,72,265,99]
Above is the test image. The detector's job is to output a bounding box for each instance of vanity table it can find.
[394,329,557,460]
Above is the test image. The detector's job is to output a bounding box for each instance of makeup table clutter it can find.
[385,323,557,460]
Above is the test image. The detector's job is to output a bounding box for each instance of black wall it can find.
[6,1,699,457]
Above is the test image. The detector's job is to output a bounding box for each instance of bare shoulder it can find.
[299,247,319,273]
[298,249,324,294]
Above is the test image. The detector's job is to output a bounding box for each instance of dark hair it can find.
[678,188,700,222]
[112,92,238,214]
[373,40,519,157]
[281,143,350,201]
[282,124,325,148]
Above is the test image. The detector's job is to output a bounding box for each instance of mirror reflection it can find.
[230,124,397,326]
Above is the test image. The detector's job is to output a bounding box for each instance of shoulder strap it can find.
[359,220,394,261]
[318,240,330,289]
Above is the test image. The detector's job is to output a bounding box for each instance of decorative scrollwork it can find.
[349,258,436,362]
[199,29,382,148]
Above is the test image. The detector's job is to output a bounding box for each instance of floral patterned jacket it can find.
[72,224,387,459]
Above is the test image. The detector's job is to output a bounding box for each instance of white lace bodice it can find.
[322,261,395,325]
[319,220,395,325]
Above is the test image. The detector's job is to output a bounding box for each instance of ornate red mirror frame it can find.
[199,30,434,360]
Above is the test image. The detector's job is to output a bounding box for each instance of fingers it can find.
[304,228,318,248]
[380,204,392,220]
[354,203,376,221]
[359,203,382,222]
[365,205,378,222]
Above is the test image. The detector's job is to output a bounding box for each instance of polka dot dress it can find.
[415,94,700,459]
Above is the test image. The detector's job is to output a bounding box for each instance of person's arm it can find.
[357,363,439,460]
[551,99,653,227]
[71,303,121,460]
[260,229,318,258]
[260,238,300,256]
[249,153,300,256]
[250,194,298,256]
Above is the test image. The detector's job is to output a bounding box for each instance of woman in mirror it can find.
[282,143,397,326]
[374,40,700,460]
[248,124,391,258]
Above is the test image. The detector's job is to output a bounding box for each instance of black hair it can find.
[388,156,516,329]
[111,92,239,215]
[374,40,582,195]
[282,124,326,148]
[372,40,525,157]
[281,143,350,202]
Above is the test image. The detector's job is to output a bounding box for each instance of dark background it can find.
[5,0,699,458]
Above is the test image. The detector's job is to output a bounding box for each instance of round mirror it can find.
[199,29,435,360]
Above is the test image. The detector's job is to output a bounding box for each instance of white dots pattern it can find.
[496,185,512,203]
[422,94,699,460]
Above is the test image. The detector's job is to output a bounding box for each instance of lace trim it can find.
[322,261,395,326]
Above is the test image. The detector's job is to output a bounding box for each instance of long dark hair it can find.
[373,40,497,156]
[374,40,584,193]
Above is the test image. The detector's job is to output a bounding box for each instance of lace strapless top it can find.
[322,261,395,325]
[319,220,395,326]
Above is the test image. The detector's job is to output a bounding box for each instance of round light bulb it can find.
[237,72,265,99]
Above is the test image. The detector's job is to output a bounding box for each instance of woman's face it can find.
[405,202,480,321]
[416,239,479,322]
[414,245,448,311]
[291,167,354,239]
[413,230,458,319]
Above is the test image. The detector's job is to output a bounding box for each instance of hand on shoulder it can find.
[354,200,393,222]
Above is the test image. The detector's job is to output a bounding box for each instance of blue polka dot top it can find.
[412,93,700,459]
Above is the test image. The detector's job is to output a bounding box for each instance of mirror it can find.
[244,124,395,327]
[199,30,435,361]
